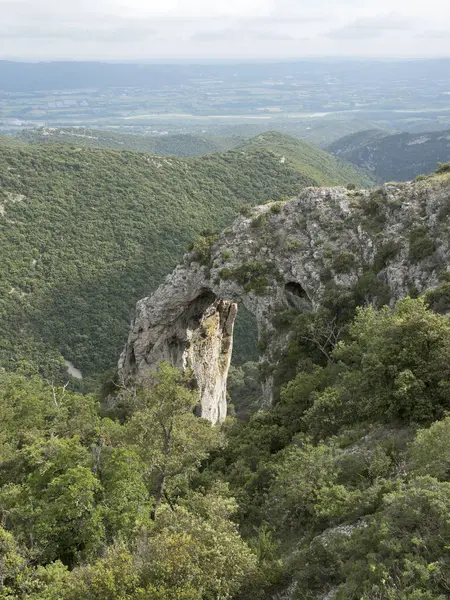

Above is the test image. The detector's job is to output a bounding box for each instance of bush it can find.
[333,477,450,599]
[408,416,450,480]
[373,240,402,271]
[239,204,253,217]
[426,282,450,314]
[436,161,450,174]
[332,251,357,274]
[408,226,436,262]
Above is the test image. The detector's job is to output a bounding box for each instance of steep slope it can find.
[120,164,450,421]
[240,131,373,187]
[0,135,370,383]
[17,127,244,157]
[328,128,450,182]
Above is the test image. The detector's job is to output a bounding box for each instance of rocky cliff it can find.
[119,168,450,423]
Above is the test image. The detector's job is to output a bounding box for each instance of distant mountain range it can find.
[328,129,450,182]
[17,127,244,157]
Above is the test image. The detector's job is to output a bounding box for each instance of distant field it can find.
[2,59,450,144]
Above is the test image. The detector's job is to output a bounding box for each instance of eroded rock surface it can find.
[120,172,450,423]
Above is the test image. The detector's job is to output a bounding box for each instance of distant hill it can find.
[0,132,371,384]
[0,133,25,148]
[240,131,373,187]
[328,128,450,182]
[17,127,244,157]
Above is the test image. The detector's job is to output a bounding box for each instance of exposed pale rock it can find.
[120,174,450,423]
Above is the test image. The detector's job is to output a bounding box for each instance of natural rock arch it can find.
[119,181,449,423]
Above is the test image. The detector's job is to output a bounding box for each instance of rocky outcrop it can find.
[120,171,450,423]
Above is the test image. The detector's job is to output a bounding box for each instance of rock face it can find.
[119,283,236,424]
[120,171,450,423]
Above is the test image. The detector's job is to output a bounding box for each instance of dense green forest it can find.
[17,128,244,157]
[4,132,449,600]
[0,133,371,385]
[2,290,450,599]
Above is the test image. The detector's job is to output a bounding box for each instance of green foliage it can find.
[0,365,255,600]
[4,295,450,600]
[332,251,357,274]
[408,416,450,480]
[373,240,402,271]
[362,188,387,230]
[265,441,355,533]
[18,128,244,157]
[436,161,450,174]
[332,477,450,599]
[227,262,278,294]
[409,226,437,262]
[426,282,450,314]
[251,212,268,229]
[327,298,450,429]
[206,297,450,600]
[127,363,219,516]
[227,361,261,418]
[240,132,374,188]
[1,138,349,380]
[188,230,218,266]
[239,204,253,217]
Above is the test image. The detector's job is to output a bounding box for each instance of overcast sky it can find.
[1,0,450,61]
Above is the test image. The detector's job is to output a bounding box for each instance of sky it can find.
[1,0,450,61]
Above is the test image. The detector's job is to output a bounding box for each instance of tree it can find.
[303,298,450,439]
[126,363,219,518]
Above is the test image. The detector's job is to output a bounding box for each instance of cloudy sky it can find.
[1,0,449,61]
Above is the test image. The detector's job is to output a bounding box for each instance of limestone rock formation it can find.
[120,170,450,423]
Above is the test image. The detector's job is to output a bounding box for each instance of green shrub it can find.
[436,161,450,174]
[239,204,253,217]
[229,262,277,294]
[189,231,218,266]
[373,240,402,271]
[362,189,387,229]
[409,416,450,479]
[408,226,436,262]
[332,252,357,274]
[251,213,268,229]
[218,268,233,280]
[426,282,450,314]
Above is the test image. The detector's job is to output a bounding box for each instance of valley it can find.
[2,54,450,600]
[0,132,370,386]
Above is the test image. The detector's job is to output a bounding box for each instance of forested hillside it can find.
[2,226,450,599]
[0,134,370,384]
[17,127,244,157]
[240,132,373,186]
[328,128,450,182]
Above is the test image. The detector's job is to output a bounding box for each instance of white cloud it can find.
[325,14,414,40]
[0,0,449,59]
